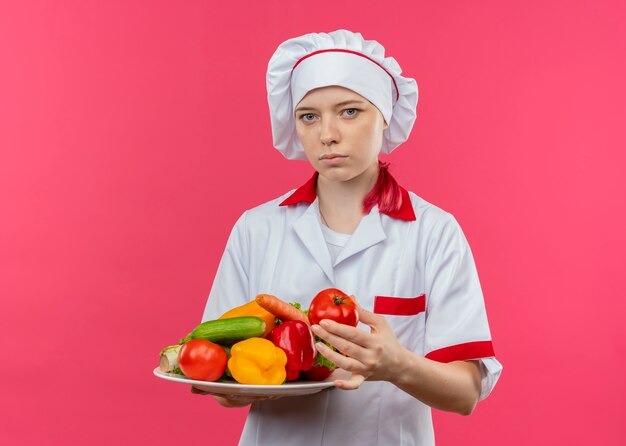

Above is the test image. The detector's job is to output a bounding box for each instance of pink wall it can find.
[1,1,625,444]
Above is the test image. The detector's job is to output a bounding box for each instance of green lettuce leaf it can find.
[313,335,336,369]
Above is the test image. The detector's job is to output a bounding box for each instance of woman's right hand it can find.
[190,386,280,408]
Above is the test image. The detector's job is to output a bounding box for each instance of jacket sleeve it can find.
[201,211,251,323]
[423,213,503,400]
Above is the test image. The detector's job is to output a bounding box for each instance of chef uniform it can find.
[201,30,503,446]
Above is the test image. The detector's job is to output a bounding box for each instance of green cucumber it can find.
[179,316,265,345]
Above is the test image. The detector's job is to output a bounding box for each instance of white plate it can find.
[153,368,347,397]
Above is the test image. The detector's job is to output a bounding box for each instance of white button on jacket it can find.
[202,172,503,446]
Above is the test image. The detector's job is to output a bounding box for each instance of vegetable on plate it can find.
[228,337,288,385]
[178,339,227,381]
[268,320,317,381]
[180,316,266,345]
[159,344,181,373]
[157,288,358,386]
[302,336,337,381]
[219,300,275,337]
[256,294,309,325]
[301,364,334,381]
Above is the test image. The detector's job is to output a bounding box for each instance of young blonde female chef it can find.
[194,30,503,446]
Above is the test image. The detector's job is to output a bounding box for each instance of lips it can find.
[320,153,347,160]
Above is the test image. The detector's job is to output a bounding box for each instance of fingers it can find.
[344,296,386,332]
[334,373,366,390]
[312,319,374,350]
[213,394,255,408]
[191,385,211,395]
[191,386,280,402]
[355,304,385,331]
[226,394,279,401]
[315,341,368,374]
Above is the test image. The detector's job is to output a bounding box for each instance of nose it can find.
[319,117,339,147]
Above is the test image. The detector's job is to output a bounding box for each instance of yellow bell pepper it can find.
[228,337,287,385]
[219,300,276,337]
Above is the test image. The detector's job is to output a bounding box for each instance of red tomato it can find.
[178,339,227,381]
[308,288,359,327]
[301,365,334,381]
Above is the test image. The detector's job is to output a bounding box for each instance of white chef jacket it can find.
[201,172,503,446]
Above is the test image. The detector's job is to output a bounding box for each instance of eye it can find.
[298,113,316,123]
[343,108,359,117]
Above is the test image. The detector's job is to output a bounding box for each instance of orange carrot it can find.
[255,294,309,325]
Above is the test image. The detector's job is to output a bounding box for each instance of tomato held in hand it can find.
[178,339,227,382]
[308,288,359,327]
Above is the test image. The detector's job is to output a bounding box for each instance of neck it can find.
[316,161,379,232]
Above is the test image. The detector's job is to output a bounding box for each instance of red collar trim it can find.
[279,171,416,221]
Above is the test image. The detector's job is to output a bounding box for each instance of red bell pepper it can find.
[268,320,317,381]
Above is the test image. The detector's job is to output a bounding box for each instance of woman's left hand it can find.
[311,302,407,390]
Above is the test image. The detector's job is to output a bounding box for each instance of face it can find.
[294,86,388,183]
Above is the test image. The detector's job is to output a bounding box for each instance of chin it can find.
[318,167,358,183]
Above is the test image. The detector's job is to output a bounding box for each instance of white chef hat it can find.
[266,29,418,160]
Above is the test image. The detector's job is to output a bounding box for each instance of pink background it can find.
[1,1,625,444]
